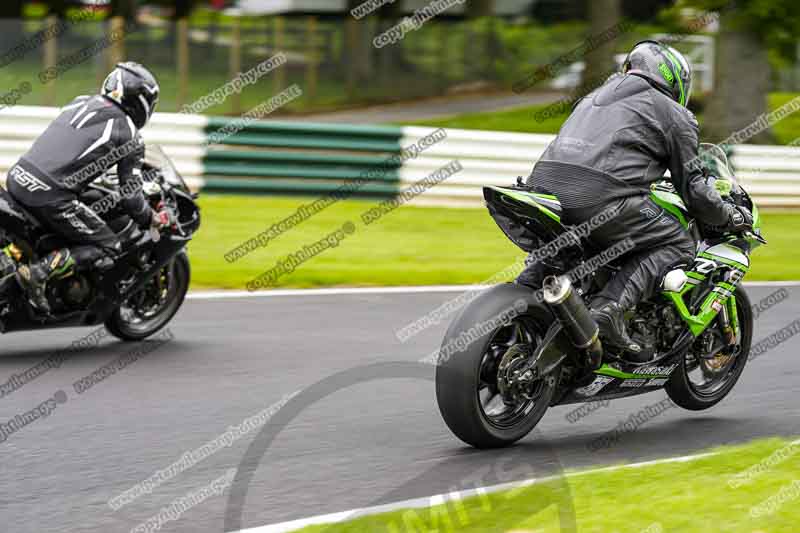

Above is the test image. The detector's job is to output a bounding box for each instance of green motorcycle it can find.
[435,144,767,449]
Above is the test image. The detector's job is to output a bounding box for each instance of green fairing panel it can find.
[701,243,750,269]
[663,241,750,336]
[483,186,568,253]
[649,189,689,228]
[486,186,562,222]
[594,364,669,380]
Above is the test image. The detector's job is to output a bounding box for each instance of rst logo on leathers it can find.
[10,166,51,193]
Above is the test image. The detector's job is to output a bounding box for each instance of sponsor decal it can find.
[633,364,678,377]
[658,62,675,83]
[49,252,62,270]
[575,375,614,397]
[647,378,669,387]
[620,379,647,388]
[693,257,717,275]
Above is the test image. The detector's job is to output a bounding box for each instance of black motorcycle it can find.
[0,145,200,340]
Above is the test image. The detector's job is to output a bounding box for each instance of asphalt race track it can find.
[1,285,798,533]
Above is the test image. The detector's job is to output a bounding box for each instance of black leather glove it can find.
[725,204,753,233]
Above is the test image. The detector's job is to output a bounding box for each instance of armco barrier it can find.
[732,145,800,207]
[202,118,403,196]
[0,105,798,207]
[0,105,206,190]
[398,127,800,207]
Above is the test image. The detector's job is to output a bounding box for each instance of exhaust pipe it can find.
[542,275,603,369]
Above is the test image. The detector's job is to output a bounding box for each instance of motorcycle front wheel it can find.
[665,286,752,410]
[105,251,190,341]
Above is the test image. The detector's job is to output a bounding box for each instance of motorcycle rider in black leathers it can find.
[522,40,753,361]
[7,62,168,314]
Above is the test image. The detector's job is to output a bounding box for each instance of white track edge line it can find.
[186,285,488,299]
[187,281,800,300]
[234,450,724,533]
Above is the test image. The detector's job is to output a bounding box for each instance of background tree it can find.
[682,0,800,143]
[0,0,24,51]
[467,0,498,80]
[173,0,197,20]
[376,0,407,80]
[0,0,24,19]
[43,0,68,19]
[144,0,200,18]
[345,0,377,95]
[467,0,493,17]
[623,0,674,20]
[110,0,138,22]
[581,0,622,90]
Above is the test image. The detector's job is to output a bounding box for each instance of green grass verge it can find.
[769,93,800,145]
[188,195,799,290]
[292,437,800,533]
[406,102,564,134]
[409,93,800,145]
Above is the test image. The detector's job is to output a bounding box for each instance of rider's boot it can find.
[590,300,644,358]
[589,249,674,362]
[16,249,75,314]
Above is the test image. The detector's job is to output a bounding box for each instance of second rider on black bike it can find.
[6,62,169,314]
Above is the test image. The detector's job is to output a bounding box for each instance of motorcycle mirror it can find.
[745,231,767,245]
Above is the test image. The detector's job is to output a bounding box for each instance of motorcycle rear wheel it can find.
[105,251,190,341]
[435,284,557,449]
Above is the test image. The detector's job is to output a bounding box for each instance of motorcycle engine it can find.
[57,274,92,307]
[628,304,683,360]
[629,316,658,362]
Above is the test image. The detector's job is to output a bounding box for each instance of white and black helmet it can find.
[622,40,693,107]
[102,62,160,129]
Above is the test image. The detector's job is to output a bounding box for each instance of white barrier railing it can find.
[400,127,800,208]
[0,105,797,208]
[0,105,207,187]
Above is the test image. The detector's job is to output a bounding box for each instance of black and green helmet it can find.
[622,40,693,107]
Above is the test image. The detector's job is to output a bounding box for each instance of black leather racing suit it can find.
[521,73,731,310]
[7,94,153,267]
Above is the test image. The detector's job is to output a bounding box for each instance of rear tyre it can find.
[665,287,752,410]
[105,251,190,341]
[435,284,557,448]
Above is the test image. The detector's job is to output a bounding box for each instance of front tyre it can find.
[665,286,752,410]
[105,251,190,341]
[435,284,557,448]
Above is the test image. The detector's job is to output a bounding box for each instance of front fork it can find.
[122,236,187,300]
[663,248,749,339]
[717,295,739,345]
